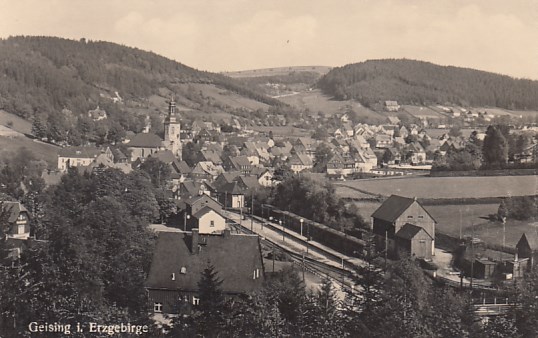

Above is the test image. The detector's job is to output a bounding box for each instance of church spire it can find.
[169,97,176,116]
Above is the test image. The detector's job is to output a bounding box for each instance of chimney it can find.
[223,229,231,238]
[191,229,199,254]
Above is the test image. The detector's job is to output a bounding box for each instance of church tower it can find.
[164,99,182,159]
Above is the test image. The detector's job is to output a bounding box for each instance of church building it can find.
[128,99,182,161]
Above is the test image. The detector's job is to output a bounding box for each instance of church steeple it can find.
[169,98,176,115]
[166,98,178,124]
[164,97,181,159]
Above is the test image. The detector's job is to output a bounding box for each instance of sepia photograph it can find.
[0,1,537,337]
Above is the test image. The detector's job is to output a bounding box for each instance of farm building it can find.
[371,195,436,260]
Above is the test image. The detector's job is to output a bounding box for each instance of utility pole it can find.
[385,230,388,270]
[272,247,275,272]
[250,193,254,232]
[470,219,474,289]
[183,213,190,231]
[280,220,284,242]
[302,251,305,282]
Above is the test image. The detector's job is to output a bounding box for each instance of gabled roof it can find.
[396,223,432,240]
[289,154,313,166]
[219,181,244,194]
[215,172,241,187]
[249,167,271,178]
[372,195,432,223]
[112,148,127,161]
[184,194,223,208]
[518,233,538,251]
[235,176,260,190]
[150,150,176,164]
[127,133,163,148]
[200,150,223,165]
[172,160,192,175]
[230,156,251,168]
[180,181,201,197]
[2,202,29,223]
[192,206,226,219]
[146,231,263,293]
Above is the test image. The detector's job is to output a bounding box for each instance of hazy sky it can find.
[1,0,537,79]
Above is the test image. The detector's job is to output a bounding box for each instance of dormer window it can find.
[180,267,187,274]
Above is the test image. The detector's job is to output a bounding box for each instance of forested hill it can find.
[317,59,538,110]
[0,36,283,120]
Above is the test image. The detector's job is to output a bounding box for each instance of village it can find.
[2,95,537,334]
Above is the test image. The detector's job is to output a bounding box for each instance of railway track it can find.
[229,219,356,292]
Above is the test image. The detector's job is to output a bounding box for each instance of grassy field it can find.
[351,200,534,247]
[0,110,32,134]
[0,135,60,167]
[336,175,537,199]
[223,66,332,78]
[278,89,383,120]
[402,105,444,118]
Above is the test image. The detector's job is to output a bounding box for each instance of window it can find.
[171,273,175,281]
[419,240,426,243]
[407,215,413,219]
[253,268,260,279]
[210,220,215,227]
[193,297,200,306]
[418,215,424,219]
[184,295,189,302]
[154,302,163,313]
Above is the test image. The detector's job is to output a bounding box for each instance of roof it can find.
[518,233,538,250]
[150,150,176,164]
[2,202,29,223]
[230,156,251,168]
[172,160,192,175]
[396,223,432,240]
[219,181,244,194]
[192,206,226,219]
[290,154,313,166]
[235,176,260,190]
[145,231,264,293]
[181,181,204,197]
[127,133,163,148]
[371,195,417,223]
[185,194,223,208]
[58,146,102,158]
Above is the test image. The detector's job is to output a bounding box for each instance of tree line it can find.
[0,36,283,123]
[318,59,538,110]
[432,125,537,171]
[168,242,538,337]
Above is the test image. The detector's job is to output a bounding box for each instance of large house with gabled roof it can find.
[145,230,264,314]
[371,195,436,259]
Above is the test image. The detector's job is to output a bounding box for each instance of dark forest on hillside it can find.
[318,59,538,110]
[0,36,283,120]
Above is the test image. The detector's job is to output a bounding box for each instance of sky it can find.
[1,0,537,79]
